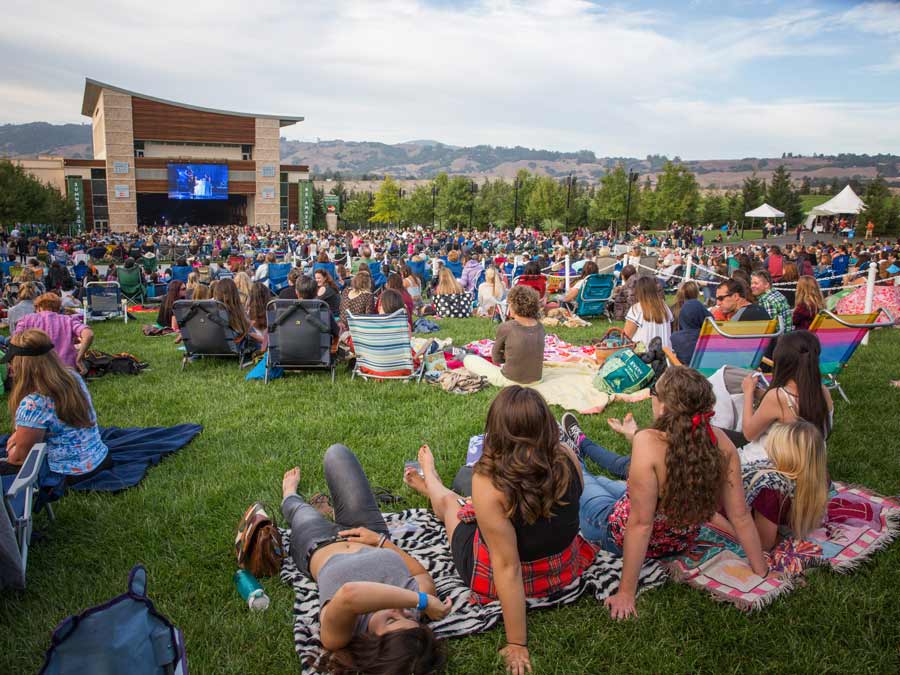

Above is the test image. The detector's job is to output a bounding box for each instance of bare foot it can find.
[417,445,443,486]
[282,467,301,499]
[309,493,334,519]
[404,468,428,496]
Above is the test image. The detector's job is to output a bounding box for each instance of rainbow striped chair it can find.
[671,318,782,377]
[808,308,895,402]
[347,309,424,382]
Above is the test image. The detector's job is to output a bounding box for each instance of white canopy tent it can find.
[744,203,785,218]
[810,185,866,216]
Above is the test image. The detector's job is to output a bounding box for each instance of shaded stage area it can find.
[137,193,247,226]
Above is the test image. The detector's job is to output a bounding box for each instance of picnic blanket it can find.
[465,334,597,365]
[662,482,900,610]
[280,508,667,673]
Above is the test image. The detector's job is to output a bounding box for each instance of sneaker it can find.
[561,412,584,451]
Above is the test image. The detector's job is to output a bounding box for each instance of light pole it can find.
[624,169,639,239]
[397,187,404,228]
[469,181,477,229]
[513,178,520,228]
[431,184,437,229]
[564,174,575,231]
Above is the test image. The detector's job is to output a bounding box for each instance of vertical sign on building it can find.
[66,176,86,233]
[299,181,314,228]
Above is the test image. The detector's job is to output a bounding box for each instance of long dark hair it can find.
[247,281,271,330]
[316,626,446,674]
[156,280,184,328]
[767,330,830,436]
[653,366,725,526]
[476,386,574,523]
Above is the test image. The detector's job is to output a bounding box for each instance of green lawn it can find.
[2,318,899,674]
[801,194,831,214]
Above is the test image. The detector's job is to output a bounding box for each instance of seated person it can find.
[558,261,599,309]
[296,275,340,338]
[476,266,507,317]
[280,445,448,673]
[669,299,710,365]
[432,268,472,318]
[339,272,376,325]
[611,265,637,321]
[711,420,828,550]
[623,277,673,350]
[378,288,413,331]
[463,285,544,386]
[156,280,186,332]
[213,278,265,350]
[751,270,793,331]
[7,281,39,334]
[404,386,590,674]
[379,273,415,325]
[561,367,767,620]
[714,278,770,321]
[14,293,94,373]
[278,268,303,300]
[514,261,547,302]
[0,329,110,483]
[314,269,342,314]
[247,282,273,352]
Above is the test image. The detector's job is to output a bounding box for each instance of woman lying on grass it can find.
[281,444,450,674]
[561,366,768,619]
[405,386,592,675]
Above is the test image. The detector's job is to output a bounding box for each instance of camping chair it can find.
[3,282,21,307]
[83,282,128,324]
[116,266,145,304]
[665,317,782,377]
[72,261,89,283]
[170,266,192,284]
[0,260,17,282]
[367,262,387,290]
[347,310,425,382]
[267,263,292,293]
[406,260,431,296]
[2,443,53,589]
[444,260,463,278]
[140,255,158,276]
[313,262,340,289]
[807,308,895,403]
[173,300,246,370]
[575,273,615,319]
[515,274,548,301]
[265,299,337,383]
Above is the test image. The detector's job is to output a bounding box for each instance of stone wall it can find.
[100,90,138,232]
[254,118,280,229]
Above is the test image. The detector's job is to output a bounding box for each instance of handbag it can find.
[591,327,636,365]
[235,502,284,578]
[593,347,654,395]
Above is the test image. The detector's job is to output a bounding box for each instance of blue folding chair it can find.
[2,443,53,589]
[367,261,387,290]
[575,274,615,319]
[83,282,128,324]
[267,263,292,293]
[445,260,463,278]
[72,261,89,283]
[170,266,192,284]
[313,261,341,288]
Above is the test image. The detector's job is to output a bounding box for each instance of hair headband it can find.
[0,342,55,363]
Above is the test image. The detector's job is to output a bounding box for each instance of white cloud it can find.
[0,0,897,157]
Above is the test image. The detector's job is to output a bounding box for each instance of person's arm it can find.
[6,425,46,465]
[337,526,437,595]
[754,509,779,551]
[623,319,638,340]
[75,325,94,373]
[472,472,531,674]
[718,433,768,576]
[491,324,508,366]
[604,433,658,620]
[319,581,450,651]
[741,378,781,442]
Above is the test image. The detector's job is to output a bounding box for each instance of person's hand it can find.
[604,591,637,620]
[499,644,532,675]
[423,594,452,621]
[337,527,383,547]
[741,373,757,395]
[607,413,638,441]
[76,353,88,375]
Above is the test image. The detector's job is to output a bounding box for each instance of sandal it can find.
[309,493,334,519]
[372,486,404,505]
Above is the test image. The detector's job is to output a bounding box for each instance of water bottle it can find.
[234,569,270,611]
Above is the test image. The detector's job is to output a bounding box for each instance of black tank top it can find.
[512,464,582,562]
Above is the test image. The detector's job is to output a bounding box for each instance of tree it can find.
[525,176,565,227]
[860,175,900,235]
[401,184,434,227]
[700,193,726,226]
[654,161,700,225]
[638,180,658,228]
[473,178,513,229]
[439,175,475,228]
[0,160,75,229]
[342,193,372,227]
[328,179,348,208]
[766,165,803,226]
[589,165,635,226]
[370,176,402,225]
[741,172,765,214]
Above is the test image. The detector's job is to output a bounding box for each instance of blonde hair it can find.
[484,267,505,298]
[435,268,463,295]
[233,272,253,306]
[762,420,828,538]
[795,276,825,315]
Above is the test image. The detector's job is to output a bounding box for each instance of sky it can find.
[1,0,900,159]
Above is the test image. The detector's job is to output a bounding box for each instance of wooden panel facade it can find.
[134,158,255,171]
[135,179,256,194]
[64,159,105,168]
[288,183,299,224]
[131,97,255,144]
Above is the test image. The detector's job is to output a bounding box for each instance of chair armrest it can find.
[6,443,48,498]
[662,347,682,366]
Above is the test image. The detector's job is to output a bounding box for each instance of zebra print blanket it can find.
[280,508,668,672]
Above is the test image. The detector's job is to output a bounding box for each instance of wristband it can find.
[416,591,428,612]
[377,534,388,548]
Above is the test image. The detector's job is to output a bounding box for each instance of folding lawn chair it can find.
[666,317,782,377]
[444,260,463,278]
[347,309,425,382]
[515,274,548,301]
[116,266,145,304]
[367,261,387,290]
[2,443,53,589]
[807,308,895,403]
[83,282,128,324]
[170,266,192,284]
[72,261,89,283]
[575,273,615,319]
[265,299,337,383]
[267,263,292,293]
[406,260,431,295]
[173,299,245,370]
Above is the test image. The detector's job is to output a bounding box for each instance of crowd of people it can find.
[1,221,899,673]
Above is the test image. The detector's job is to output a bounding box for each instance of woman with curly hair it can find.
[463,285,544,386]
[404,386,591,674]
[561,366,767,619]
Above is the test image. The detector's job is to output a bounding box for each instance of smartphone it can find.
[404,460,424,478]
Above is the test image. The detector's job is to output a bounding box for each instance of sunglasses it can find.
[715,293,732,302]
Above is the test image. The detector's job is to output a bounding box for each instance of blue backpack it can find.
[39,565,187,675]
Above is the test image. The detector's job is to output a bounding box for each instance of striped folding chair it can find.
[667,318,782,377]
[807,308,894,403]
[347,310,424,382]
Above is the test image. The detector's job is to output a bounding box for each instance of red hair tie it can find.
[691,411,717,445]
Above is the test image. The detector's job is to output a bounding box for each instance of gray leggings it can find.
[282,443,388,576]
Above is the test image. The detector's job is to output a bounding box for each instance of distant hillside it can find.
[2,122,898,188]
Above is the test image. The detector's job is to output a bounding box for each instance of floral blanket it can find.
[662,482,900,610]
[464,334,597,364]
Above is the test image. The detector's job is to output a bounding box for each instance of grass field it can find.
[2,317,900,674]
[801,195,832,213]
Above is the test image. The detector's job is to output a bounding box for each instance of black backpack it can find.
[82,350,148,378]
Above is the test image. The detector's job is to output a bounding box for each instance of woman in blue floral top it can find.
[1,329,109,483]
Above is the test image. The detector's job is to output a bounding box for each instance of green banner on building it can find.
[66,176,86,233]
[299,181,314,229]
